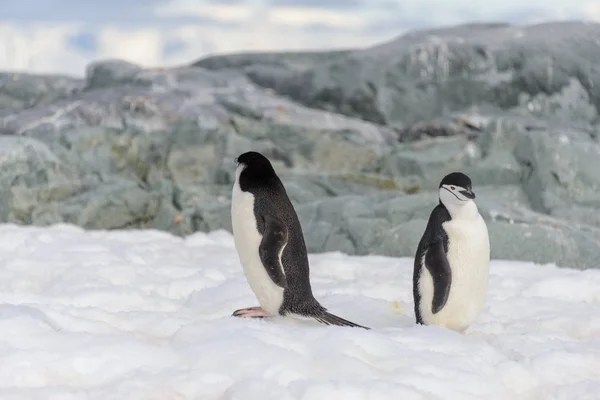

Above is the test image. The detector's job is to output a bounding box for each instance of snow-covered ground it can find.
[0,223,599,400]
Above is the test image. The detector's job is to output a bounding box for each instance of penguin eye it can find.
[450,186,455,190]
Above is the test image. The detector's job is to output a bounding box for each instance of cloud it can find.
[265,0,366,9]
[265,7,366,28]
[0,0,598,77]
[0,22,90,75]
[204,0,251,4]
[155,2,257,23]
[0,19,383,76]
[0,0,207,26]
[67,31,98,54]
[585,1,600,19]
[0,0,158,23]
[163,39,189,57]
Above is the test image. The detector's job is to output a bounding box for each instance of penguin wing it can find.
[258,214,288,288]
[424,240,452,314]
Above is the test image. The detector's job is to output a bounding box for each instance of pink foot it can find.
[232,306,271,318]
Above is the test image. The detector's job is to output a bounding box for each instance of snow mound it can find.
[0,223,599,399]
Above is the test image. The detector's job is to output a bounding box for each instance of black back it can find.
[413,203,452,324]
[236,151,323,315]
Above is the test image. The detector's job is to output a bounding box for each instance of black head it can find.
[234,151,278,190]
[439,172,472,191]
[235,151,274,169]
[438,172,476,206]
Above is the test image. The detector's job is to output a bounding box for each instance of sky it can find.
[0,0,598,77]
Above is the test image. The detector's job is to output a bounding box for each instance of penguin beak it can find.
[459,189,476,199]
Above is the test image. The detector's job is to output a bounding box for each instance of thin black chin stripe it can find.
[442,186,467,202]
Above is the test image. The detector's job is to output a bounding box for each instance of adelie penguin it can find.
[230,151,369,329]
[413,172,490,333]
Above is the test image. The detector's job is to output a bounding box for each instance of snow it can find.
[0,223,599,400]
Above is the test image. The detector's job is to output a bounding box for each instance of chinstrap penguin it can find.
[413,172,490,333]
[230,151,369,329]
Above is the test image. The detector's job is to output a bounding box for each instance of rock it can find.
[0,136,77,223]
[519,78,598,123]
[296,185,600,269]
[395,113,488,142]
[195,50,353,71]
[187,203,232,234]
[175,184,232,233]
[373,192,439,225]
[515,128,600,213]
[371,219,426,258]
[32,180,162,229]
[0,72,82,111]
[364,215,600,270]
[296,194,394,254]
[464,150,522,186]
[194,21,600,128]
[1,20,600,271]
[280,172,407,204]
[486,221,600,270]
[477,116,600,226]
[370,136,478,191]
[84,60,143,90]
[0,58,397,239]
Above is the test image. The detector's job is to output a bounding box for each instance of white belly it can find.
[231,182,284,315]
[419,215,490,332]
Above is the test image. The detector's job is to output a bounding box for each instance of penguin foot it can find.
[232,306,271,318]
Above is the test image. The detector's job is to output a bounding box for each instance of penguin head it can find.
[438,172,476,209]
[234,151,277,189]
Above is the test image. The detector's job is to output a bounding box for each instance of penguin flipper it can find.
[258,215,288,288]
[424,241,452,314]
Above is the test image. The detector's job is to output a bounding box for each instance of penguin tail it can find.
[314,311,370,330]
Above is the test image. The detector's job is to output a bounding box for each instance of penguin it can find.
[230,151,368,329]
[413,172,490,333]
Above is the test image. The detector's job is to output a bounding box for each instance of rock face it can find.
[194,21,600,128]
[1,21,600,270]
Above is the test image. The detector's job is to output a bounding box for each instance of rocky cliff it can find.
[1,21,600,269]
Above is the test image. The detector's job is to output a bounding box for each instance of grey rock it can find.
[0,72,82,111]
[281,172,406,205]
[0,58,396,240]
[195,50,353,71]
[85,60,144,90]
[296,194,391,255]
[32,180,161,229]
[346,217,394,255]
[194,21,600,128]
[0,136,77,223]
[395,113,489,142]
[186,203,232,234]
[372,219,426,258]
[368,131,523,192]
[463,150,523,186]
[374,192,439,225]
[365,215,600,270]
[295,184,600,269]
[515,128,600,213]
[486,221,600,270]
[477,116,600,226]
[300,220,338,253]
[1,20,600,271]
[370,136,478,191]
[519,78,598,123]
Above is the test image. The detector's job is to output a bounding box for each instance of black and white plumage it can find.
[413,172,490,333]
[230,151,368,329]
